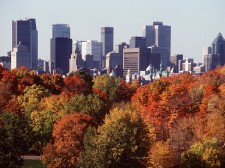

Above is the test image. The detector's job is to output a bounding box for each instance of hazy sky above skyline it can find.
[1,0,225,62]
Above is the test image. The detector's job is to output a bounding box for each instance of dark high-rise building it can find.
[129,36,146,48]
[170,54,183,73]
[12,18,38,69]
[51,38,72,75]
[212,33,225,66]
[50,24,72,75]
[143,22,171,68]
[101,27,114,56]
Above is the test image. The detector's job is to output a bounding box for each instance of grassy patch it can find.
[22,160,46,168]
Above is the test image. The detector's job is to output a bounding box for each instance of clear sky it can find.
[0,0,225,62]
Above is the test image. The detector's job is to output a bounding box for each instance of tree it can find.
[63,74,92,96]
[42,113,95,168]
[181,138,225,168]
[93,75,122,103]
[30,94,69,152]
[0,112,33,168]
[78,104,150,168]
[149,141,179,168]
[64,93,108,124]
[17,84,49,116]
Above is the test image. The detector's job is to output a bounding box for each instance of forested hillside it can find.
[0,65,224,168]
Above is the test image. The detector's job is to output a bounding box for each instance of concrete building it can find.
[52,24,70,38]
[182,59,194,72]
[82,40,102,69]
[12,18,38,69]
[203,46,212,72]
[123,48,160,77]
[69,44,84,73]
[11,42,31,69]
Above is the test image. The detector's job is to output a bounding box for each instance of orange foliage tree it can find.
[42,113,96,168]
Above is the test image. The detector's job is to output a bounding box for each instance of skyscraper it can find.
[129,36,146,48]
[11,42,31,70]
[212,33,225,66]
[52,24,70,38]
[143,22,171,68]
[50,24,72,75]
[81,40,102,69]
[12,18,38,69]
[101,27,114,56]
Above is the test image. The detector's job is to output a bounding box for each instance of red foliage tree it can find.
[42,113,96,168]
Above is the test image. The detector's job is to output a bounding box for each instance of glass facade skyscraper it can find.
[52,24,70,39]
[143,22,171,69]
[101,27,114,56]
[12,18,38,69]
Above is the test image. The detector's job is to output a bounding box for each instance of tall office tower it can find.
[52,24,70,38]
[81,40,102,69]
[12,18,38,69]
[170,54,183,73]
[101,27,114,56]
[143,25,155,47]
[69,44,84,73]
[212,33,225,66]
[129,36,146,48]
[203,46,212,72]
[50,24,72,75]
[143,22,171,68]
[11,42,31,70]
[51,38,72,75]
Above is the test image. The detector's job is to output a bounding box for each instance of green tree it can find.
[78,104,150,168]
[0,112,33,168]
[181,138,225,168]
[64,93,108,124]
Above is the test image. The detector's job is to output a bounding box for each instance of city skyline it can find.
[1,0,225,62]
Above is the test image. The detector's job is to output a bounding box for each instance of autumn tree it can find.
[30,94,69,152]
[78,104,151,168]
[42,113,95,168]
[181,138,225,168]
[93,75,126,103]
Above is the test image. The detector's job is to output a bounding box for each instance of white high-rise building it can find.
[11,42,31,70]
[52,24,70,38]
[81,40,102,68]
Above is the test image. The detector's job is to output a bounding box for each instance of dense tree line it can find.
[0,65,224,167]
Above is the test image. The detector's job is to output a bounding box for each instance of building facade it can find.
[101,27,114,56]
[143,22,171,68]
[50,38,72,75]
[129,36,146,48]
[212,33,225,66]
[12,18,38,69]
[52,24,70,38]
[123,48,160,77]
[11,42,31,70]
[82,40,102,69]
